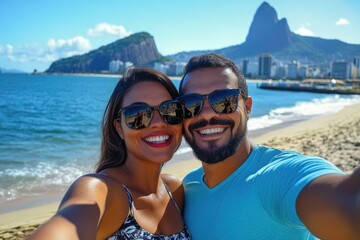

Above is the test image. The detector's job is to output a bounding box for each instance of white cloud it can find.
[2,36,92,64]
[335,18,350,26]
[5,44,49,63]
[47,36,91,57]
[87,22,131,37]
[6,44,14,54]
[294,27,315,37]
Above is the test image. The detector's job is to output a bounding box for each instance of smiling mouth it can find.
[199,127,225,135]
[144,135,170,144]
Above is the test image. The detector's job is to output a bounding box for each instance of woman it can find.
[27,68,191,240]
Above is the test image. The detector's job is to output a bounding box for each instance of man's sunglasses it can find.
[115,100,185,130]
[177,89,241,119]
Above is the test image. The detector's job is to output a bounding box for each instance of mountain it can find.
[45,2,360,73]
[0,67,27,74]
[243,2,294,55]
[46,32,167,73]
[168,2,360,65]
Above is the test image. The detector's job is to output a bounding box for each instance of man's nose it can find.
[198,98,218,119]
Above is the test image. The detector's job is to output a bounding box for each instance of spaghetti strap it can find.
[162,181,182,213]
[122,184,134,216]
[108,182,192,239]
[96,173,135,216]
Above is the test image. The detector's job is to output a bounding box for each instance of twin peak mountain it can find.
[46,2,360,73]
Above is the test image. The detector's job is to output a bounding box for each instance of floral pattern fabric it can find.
[108,185,191,240]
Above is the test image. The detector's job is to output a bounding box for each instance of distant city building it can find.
[287,61,298,79]
[307,66,321,78]
[240,57,345,80]
[298,66,308,79]
[350,64,359,79]
[154,62,169,74]
[353,56,360,78]
[271,64,277,78]
[331,61,350,79]
[247,61,259,77]
[258,54,272,79]
[109,60,133,74]
[354,56,360,68]
[124,61,133,69]
[275,66,286,79]
[167,62,186,76]
[109,60,123,73]
[242,60,249,76]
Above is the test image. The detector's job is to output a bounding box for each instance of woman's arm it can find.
[26,174,114,240]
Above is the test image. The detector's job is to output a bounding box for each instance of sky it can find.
[1,0,359,73]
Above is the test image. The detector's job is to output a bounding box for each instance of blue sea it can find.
[1,73,360,209]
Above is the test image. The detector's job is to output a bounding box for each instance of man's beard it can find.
[184,117,247,164]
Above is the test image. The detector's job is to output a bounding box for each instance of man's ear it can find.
[113,119,124,139]
[245,96,252,115]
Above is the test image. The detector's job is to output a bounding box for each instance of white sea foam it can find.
[0,161,86,203]
[248,95,360,131]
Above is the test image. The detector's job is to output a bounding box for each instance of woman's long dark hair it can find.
[95,68,180,173]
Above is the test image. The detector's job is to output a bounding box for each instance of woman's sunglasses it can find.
[115,100,185,130]
[177,89,241,119]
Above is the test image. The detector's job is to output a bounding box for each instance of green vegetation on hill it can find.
[46,32,168,73]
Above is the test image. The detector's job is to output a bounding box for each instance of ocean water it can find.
[1,73,360,207]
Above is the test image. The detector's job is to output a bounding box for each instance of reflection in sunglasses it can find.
[178,89,241,119]
[116,100,184,130]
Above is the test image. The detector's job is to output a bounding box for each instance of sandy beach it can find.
[1,103,359,239]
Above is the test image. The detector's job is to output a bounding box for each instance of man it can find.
[179,53,360,239]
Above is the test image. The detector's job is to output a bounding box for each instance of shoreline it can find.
[32,72,184,80]
[1,102,359,238]
[34,72,265,82]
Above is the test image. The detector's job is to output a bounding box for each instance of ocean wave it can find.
[248,95,360,131]
[0,161,86,203]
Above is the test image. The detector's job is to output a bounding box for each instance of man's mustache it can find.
[188,118,235,133]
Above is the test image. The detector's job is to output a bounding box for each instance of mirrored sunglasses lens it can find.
[159,101,184,125]
[124,105,152,129]
[210,91,238,114]
[180,96,203,119]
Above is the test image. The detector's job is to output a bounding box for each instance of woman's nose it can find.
[150,110,167,128]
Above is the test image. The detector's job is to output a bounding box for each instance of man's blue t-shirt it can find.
[183,145,344,239]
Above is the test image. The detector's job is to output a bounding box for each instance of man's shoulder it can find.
[255,144,307,162]
[182,166,203,184]
[252,145,327,174]
[255,145,341,175]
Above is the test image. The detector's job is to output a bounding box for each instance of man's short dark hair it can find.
[179,53,248,99]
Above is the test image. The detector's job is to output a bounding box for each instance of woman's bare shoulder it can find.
[161,173,182,192]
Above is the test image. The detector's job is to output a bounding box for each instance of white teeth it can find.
[199,128,224,135]
[145,135,170,143]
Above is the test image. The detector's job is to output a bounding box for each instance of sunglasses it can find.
[116,100,184,130]
[177,89,241,119]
